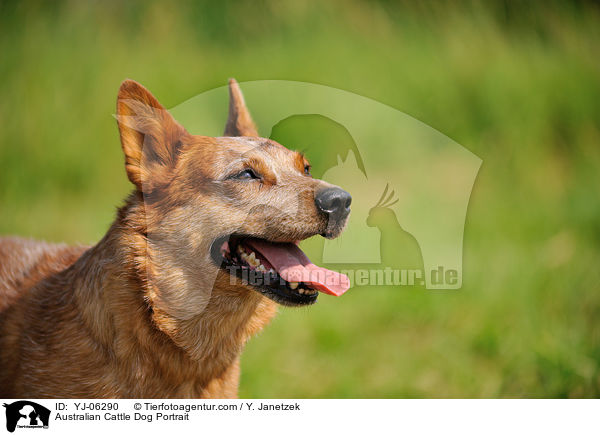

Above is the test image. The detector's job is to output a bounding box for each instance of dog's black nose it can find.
[315,187,352,220]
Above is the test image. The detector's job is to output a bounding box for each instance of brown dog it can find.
[0,79,351,398]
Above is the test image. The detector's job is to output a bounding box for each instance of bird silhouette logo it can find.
[367,184,424,280]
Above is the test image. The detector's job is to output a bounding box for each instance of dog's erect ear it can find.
[116,80,187,191]
[224,78,259,137]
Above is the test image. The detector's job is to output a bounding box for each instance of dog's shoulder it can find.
[0,237,88,312]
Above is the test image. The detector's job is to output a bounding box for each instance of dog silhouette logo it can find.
[3,401,50,433]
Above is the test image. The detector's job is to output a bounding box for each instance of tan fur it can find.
[0,79,344,398]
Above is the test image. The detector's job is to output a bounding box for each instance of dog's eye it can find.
[304,165,312,176]
[235,169,260,180]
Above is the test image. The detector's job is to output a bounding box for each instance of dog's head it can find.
[116,79,351,315]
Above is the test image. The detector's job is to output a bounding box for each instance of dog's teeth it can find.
[289,282,299,290]
[247,252,260,267]
[268,268,275,274]
[256,264,266,272]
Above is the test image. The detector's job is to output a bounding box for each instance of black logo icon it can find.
[3,401,50,433]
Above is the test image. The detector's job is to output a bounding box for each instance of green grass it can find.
[1,0,599,397]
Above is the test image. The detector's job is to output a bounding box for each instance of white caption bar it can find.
[0,399,596,435]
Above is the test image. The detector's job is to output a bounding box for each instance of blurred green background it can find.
[1,0,599,397]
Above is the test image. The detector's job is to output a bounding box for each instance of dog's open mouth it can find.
[211,236,350,306]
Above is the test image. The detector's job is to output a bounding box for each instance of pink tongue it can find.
[246,239,350,296]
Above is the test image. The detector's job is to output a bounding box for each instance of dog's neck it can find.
[72,192,276,397]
